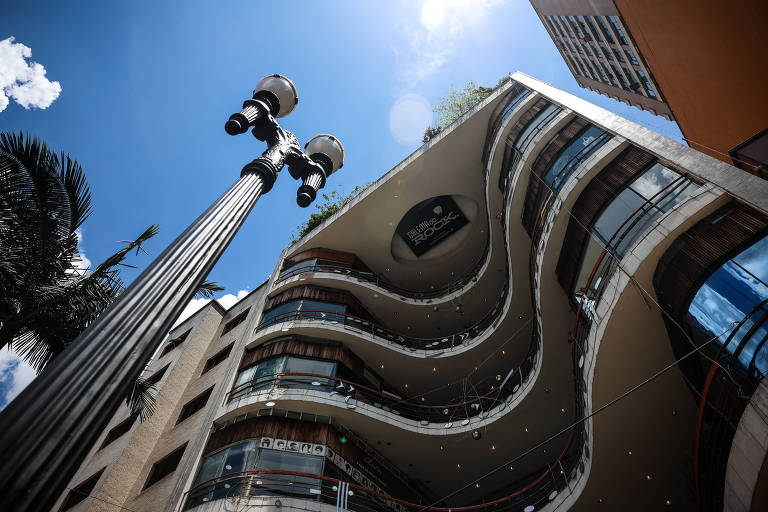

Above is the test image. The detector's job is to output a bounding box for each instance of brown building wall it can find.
[614,0,768,166]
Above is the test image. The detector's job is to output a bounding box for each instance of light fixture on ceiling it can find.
[266,401,276,407]
[471,430,482,440]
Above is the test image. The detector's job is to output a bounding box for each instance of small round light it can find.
[305,134,345,172]
[524,506,535,512]
[254,74,298,117]
[266,401,276,407]
[548,490,558,500]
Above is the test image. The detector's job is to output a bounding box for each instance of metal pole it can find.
[0,171,266,512]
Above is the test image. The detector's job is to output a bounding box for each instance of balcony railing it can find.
[225,359,538,425]
[255,302,507,351]
[276,256,488,301]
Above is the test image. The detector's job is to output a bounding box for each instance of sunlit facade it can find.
[54,73,768,512]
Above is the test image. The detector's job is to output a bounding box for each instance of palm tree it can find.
[0,132,222,419]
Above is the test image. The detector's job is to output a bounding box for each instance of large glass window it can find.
[499,88,531,124]
[231,355,337,399]
[255,448,324,496]
[527,124,611,236]
[260,299,348,328]
[687,235,768,380]
[501,102,562,191]
[544,125,608,192]
[186,441,324,508]
[280,258,317,279]
[573,163,699,308]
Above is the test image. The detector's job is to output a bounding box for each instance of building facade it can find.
[529,0,671,120]
[54,72,768,512]
[530,0,768,177]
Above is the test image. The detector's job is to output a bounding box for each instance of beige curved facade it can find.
[53,73,768,512]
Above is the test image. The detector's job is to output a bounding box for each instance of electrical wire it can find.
[417,323,735,511]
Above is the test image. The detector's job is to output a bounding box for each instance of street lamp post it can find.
[0,75,343,512]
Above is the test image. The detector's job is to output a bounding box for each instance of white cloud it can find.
[0,37,61,113]
[173,289,250,327]
[389,93,432,145]
[71,228,92,273]
[0,347,37,410]
[394,0,506,86]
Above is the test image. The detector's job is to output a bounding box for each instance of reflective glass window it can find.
[283,356,336,389]
[585,17,603,41]
[544,125,608,191]
[261,300,302,327]
[254,449,324,496]
[573,163,698,305]
[280,259,317,279]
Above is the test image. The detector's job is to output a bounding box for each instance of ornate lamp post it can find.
[0,75,343,512]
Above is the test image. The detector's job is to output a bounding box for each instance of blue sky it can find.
[0,0,681,408]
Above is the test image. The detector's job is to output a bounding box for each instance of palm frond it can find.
[125,377,157,422]
[195,280,224,299]
[58,151,92,230]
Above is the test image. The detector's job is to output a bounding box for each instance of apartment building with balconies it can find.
[53,72,768,512]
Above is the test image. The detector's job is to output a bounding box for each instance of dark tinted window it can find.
[101,415,137,449]
[59,468,104,511]
[144,443,187,489]
[176,387,213,425]
[202,343,234,374]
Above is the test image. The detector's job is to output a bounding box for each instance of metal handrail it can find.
[255,301,507,350]
[224,365,536,424]
[276,254,488,300]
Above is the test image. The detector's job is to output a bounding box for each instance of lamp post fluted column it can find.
[0,74,344,512]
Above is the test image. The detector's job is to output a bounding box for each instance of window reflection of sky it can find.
[687,235,768,377]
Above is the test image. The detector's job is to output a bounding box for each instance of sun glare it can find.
[421,0,446,30]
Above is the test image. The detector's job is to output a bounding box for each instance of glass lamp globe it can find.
[305,134,345,173]
[254,74,298,118]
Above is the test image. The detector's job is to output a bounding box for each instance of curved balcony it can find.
[240,85,612,510]
[254,300,508,352]
[526,136,725,509]
[224,356,538,426]
[275,256,488,303]
[184,461,581,512]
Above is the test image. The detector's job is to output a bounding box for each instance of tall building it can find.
[529,0,671,120]
[530,0,768,176]
[53,72,768,512]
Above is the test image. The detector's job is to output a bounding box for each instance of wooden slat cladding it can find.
[556,146,657,295]
[263,285,373,321]
[481,83,527,165]
[654,203,768,319]
[521,118,589,234]
[283,248,356,269]
[239,336,364,375]
[498,98,551,191]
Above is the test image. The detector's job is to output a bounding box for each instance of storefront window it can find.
[186,441,324,508]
